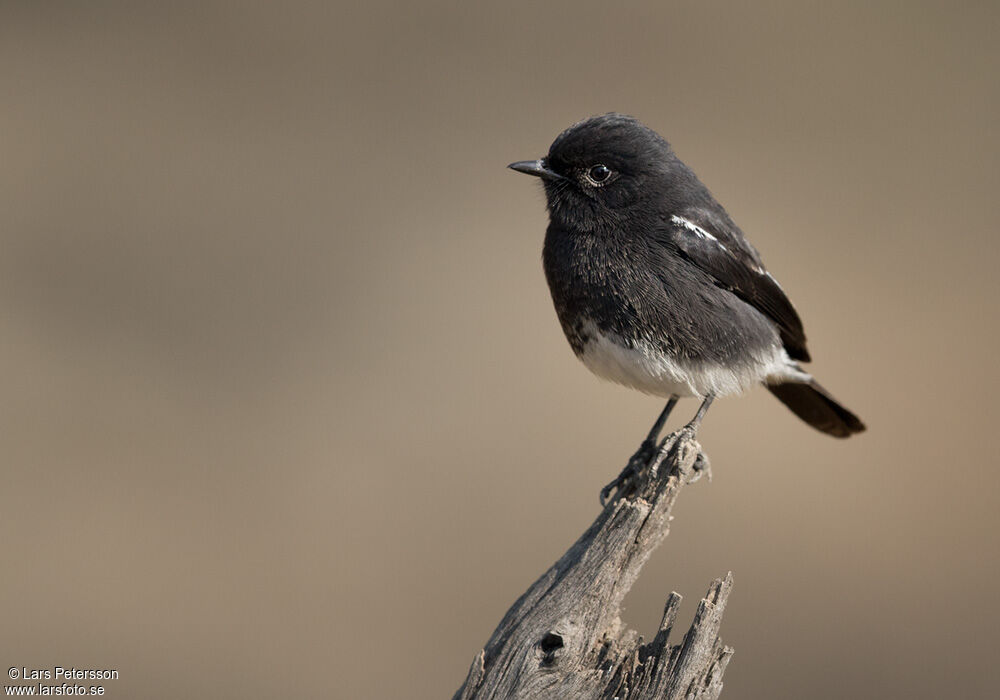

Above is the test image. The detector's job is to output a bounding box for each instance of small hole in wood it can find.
[540,632,564,654]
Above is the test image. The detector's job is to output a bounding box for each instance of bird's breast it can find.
[575,320,698,397]
[541,224,786,396]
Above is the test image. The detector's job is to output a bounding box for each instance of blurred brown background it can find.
[2,2,998,698]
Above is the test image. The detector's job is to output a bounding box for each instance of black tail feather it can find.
[767,379,866,438]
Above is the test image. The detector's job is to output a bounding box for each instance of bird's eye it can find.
[586,164,612,185]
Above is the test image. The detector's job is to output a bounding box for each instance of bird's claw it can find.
[599,438,658,507]
[666,427,710,483]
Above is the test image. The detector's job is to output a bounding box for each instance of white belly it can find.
[576,322,797,398]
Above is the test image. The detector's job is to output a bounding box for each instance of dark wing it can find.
[662,208,810,361]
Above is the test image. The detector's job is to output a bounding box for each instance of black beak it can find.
[508,159,563,181]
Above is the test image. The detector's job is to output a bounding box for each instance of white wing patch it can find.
[672,215,774,276]
[671,215,721,244]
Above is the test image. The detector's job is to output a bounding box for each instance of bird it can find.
[508,113,865,504]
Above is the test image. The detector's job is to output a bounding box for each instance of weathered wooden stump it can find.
[453,430,733,700]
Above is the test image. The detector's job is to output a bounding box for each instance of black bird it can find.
[509,114,864,502]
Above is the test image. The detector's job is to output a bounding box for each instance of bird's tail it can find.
[766,377,865,438]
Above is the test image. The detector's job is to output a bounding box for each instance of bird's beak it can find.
[508,159,563,181]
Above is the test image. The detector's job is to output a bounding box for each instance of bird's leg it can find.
[649,393,716,479]
[685,393,715,432]
[599,396,678,506]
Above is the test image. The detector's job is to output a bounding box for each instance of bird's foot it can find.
[600,427,711,506]
[599,438,659,507]
[648,426,710,484]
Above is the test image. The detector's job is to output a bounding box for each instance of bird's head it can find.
[509,113,679,233]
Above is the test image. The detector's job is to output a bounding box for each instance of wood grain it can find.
[453,429,733,699]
